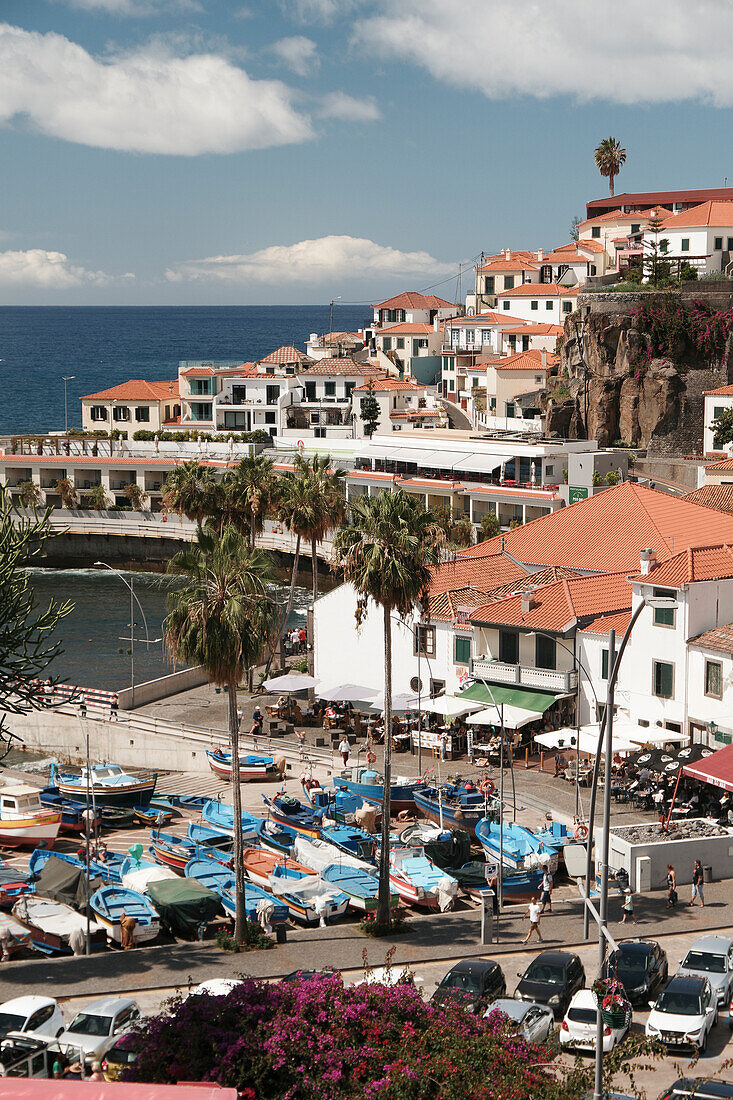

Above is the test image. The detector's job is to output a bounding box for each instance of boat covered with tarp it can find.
[146,877,224,940]
[13,893,106,954]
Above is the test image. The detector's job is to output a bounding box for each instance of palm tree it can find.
[297,454,346,608]
[54,478,78,509]
[333,489,444,927]
[124,482,147,512]
[161,460,218,523]
[264,465,313,676]
[85,484,110,511]
[17,481,42,508]
[593,137,626,198]
[165,525,276,944]
[222,454,278,549]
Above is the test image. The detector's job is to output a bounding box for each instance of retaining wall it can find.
[116,666,208,710]
[599,820,733,891]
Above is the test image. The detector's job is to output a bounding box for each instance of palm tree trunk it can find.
[249,506,256,551]
[609,173,615,198]
[264,533,301,679]
[228,681,246,944]
[376,604,393,928]
[311,537,319,606]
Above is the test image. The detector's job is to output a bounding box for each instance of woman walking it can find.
[666,864,677,909]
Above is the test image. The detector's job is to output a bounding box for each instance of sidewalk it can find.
[3,878,728,1002]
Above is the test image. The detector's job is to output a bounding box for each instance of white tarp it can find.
[294,836,376,876]
[419,695,484,718]
[468,705,540,729]
[122,865,178,892]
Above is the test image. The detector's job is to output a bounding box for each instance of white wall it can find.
[497,295,576,324]
[704,393,733,453]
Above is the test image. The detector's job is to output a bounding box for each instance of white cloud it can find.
[0,249,118,289]
[284,0,362,23]
[270,35,319,77]
[51,0,200,14]
[318,91,380,121]
[0,23,313,155]
[357,0,733,106]
[166,234,454,284]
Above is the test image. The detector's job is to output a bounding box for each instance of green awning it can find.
[460,682,558,714]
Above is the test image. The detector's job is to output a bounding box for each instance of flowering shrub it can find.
[124,972,595,1099]
[631,298,733,369]
[359,908,409,936]
[591,976,629,1011]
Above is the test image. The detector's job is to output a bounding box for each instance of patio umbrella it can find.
[369,692,420,713]
[469,705,539,730]
[626,748,676,773]
[420,695,484,719]
[262,673,318,693]
[674,743,715,766]
[317,684,378,702]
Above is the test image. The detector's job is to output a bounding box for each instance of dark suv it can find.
[432,959,506,1014]
[515,950,585,1018]
[602,940,668,1007]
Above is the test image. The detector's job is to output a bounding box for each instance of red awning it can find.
[683,742,733,792]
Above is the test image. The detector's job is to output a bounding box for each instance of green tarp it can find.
[146,877,223,940]
[460,682,558,713]
[34,856,103,915]
[424,831,490,890]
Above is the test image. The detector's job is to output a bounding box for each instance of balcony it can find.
[470,657,578,694]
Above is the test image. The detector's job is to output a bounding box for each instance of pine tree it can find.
[359,379,381,437]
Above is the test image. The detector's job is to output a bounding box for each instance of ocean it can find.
[0,304,369,436]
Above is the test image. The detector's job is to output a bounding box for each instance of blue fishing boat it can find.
[333,768,421,814]
[475,818,557,872]
[533,820,572,854]
[321,864,398,913]
[28,847,124,884]
[262,794,321,839]
[184,858,289,924]
[0,859,31,908]
[265,863,349,925]
[151,794,208,812]
[388,847,458,911]
[255,817,297,857]
[303,783,365,823]
[413,782,487,837]
[38,787,98,834]
[319,823,376,862]
[133,806,174,827]
[201,799,261,837]
[50,762,157,806]
[206,749,275,782]
[90,884,161,944]
[149,828,234,873]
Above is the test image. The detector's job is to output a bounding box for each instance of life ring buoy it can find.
[366,751,376,764]
[297,439,304,450]
[479,779,495,796]
[574,823,589,840]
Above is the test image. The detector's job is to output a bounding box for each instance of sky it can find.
[1,0,732,305]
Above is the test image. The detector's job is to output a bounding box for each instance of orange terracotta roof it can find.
[374,291,457,310]
[354,377,423,392]
[429,586,494,622]
[493,350,556,371]
[259,345,311,365]
[444,311,528,328]
[498,284,578,298]
[689,623,733,655]
[477,258,539,273]
[452,481,733,572]
[498,323,563,335]
[82,379,179,401]
[376,322,435,335]
[313,331,364,345]
[581,608,633,636]
[704,457,733,471]
[579,207,663,228]
[470,570,632,632]
[554,239,606,254]
[460,484,561,500]
[429,550,529,598]
[628,543,733,588]
[180,366,217,376]
[391,409,443,418]
[483,565,583,602]
[683,485,733,515]
[661,201,733,229]
[304,359,381,377]
[704,384,733,396]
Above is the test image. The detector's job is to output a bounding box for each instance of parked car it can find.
[355,966,420,989]
[186,980,243,999]
[515,950,585,1018]
[559,989,630,1054]
[487,998,555,1043]
[432,959,506,1014]
[56,997,141,1065]
[0,997,65,1041]
[645,976,718,1053]
[677,935,733,1007]
[101,1039,139,1082]
[658,1081,733,1100]
[601,940,668,1007]
[0,1034,55,1079]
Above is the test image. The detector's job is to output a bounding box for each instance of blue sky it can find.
[0,1,731,304]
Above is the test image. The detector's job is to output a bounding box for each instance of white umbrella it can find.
[420,695,484,718]
[468,705,539,730]
[369,692,420,713]
[317,683,378,702]
[262,673,318,693]
[536,725,638,755]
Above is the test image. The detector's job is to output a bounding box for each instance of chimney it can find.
[541,348,547,368]
[506,249,512,260]
[169,382,173,392]
[520,590,535,615]
[639,548,657,575]
[537,249,544,261]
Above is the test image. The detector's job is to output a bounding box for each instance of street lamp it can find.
[329,296,342,339]
[63,376,75,434]
[93,562,161,706]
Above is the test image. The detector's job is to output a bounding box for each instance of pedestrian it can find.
[690,859,705,907]
[236,705,243,732]
[297,728,306,761]
[522,896,543,943]
[109,693,119,721]
[89,1062,105,1082]
[621,888,636,924]
[298,626,306,653]
[338,736,350,767]
[253,704,263,734]
[666,864,677,908]
[540,868,553,913]
[52,1059,65,1079]
[250,719,259,750]
[119,908,137,950]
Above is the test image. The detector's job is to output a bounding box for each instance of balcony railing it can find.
[470,657,578,693]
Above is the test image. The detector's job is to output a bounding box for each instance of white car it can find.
[645,975,717,1053]
[0,997,65,1041]
[186,980,243,999]
[488,998,555,1043]
[56,997,140,1065]
[560,990,629,1054]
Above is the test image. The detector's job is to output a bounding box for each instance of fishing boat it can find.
[303,783,366,824]
[12,894,106,954]
[0,860,31,908]
[99,806,136,829]
[205,750,276,783]
[90,885,161,944]
[242,847,313,889]
[321,865,399,913]
[262,794,321,839]
[388,847,458,911]
[28,847,124,885]
[255,818,298,857]
[412,782,487,836]
[293,836,376,877]
[319,823,377,863]
[265,864,349,925]
[152,794,208,812]
[38,788,98,834]
[133,806,173,828]
[0,785,61,849]
[475,818,559,873]
[0,909,33,956]
[149,828,234,872]
[184,859,289,924]
[201,799,260,837]
[399,821,446,847]
[49,762,157,806]
[333,768,421,813]
[119,857,179,892]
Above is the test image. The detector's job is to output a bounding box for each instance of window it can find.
[504,276,515,290]
[653,587,675,627]
[503,301,511,310]
[266,385,280,405]
[705,660,723,699]
[728,238,733,251]
[484,276,495,294]
[531,300,539,311]
[660,240,669,254]
[714,406,727,419]
[481,329,491,344]
[653,660,674,699]
[522,336,530,351]
[430,678,445,696]
[396,338,405,349]
[232,385,246,404]
[534,374,543,383]
[592,226,601,239]
[665,720,682,734]
[546,300,554,310]
[345,382,355,400]
[499,629,519,664]
[414,625,436,658]
[631,223,640,234]
[112,406,130,421]
[448,378,455,392]
[454,636,472,665]
[305,381,316,401]
[383,337,391,351]
[715,237,724,250]
[464,329,475,344]
[472,377,479,388]
[324,382,336,396]
[601,648,609,680]
[134,406,150,422]
[264,411,276,424]
[535,634,556,670]
[681,238,690,252]
[563,301,573,313]
[90,406,107,421]
[505,402,515,417]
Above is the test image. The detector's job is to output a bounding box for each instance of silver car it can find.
[56,997,140,1065]
[677,934,733,1007]
[486,998,555,1043]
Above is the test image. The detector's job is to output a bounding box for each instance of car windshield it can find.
[108,1046,138,1065]
[439,973,482,994]
[682,951,727,974]
[610,950,649,973]
[656,991,703,1016]
[0,1013,24,1033]
[524,962,565,985]
[68,1013,112,1037]
[567,1007,597,1024]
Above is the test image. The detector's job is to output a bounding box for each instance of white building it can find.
[496,284,578,324]
[82,379,181,434]
[644,201,733,276]
[702,383,733,454]
[371,291,459,328]
[352,377,444,437]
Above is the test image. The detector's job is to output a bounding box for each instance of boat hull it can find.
[0,814,61,849]
[388,872,441,910]
[412,791,484,836]
[333,777,417,814]
[54,772,157,806]
[275,893,349,925]
[206,751,274,783]
[94,912,160,945]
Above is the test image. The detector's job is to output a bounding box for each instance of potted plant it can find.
[591,976,630,1028]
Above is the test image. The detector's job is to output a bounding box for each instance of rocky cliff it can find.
[544,285,733,454]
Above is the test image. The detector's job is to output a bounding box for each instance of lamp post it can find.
[63,376,75,434]
[93,562,161,706]
[329,296,342,339]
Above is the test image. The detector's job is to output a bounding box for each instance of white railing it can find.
[470,658,578,693]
